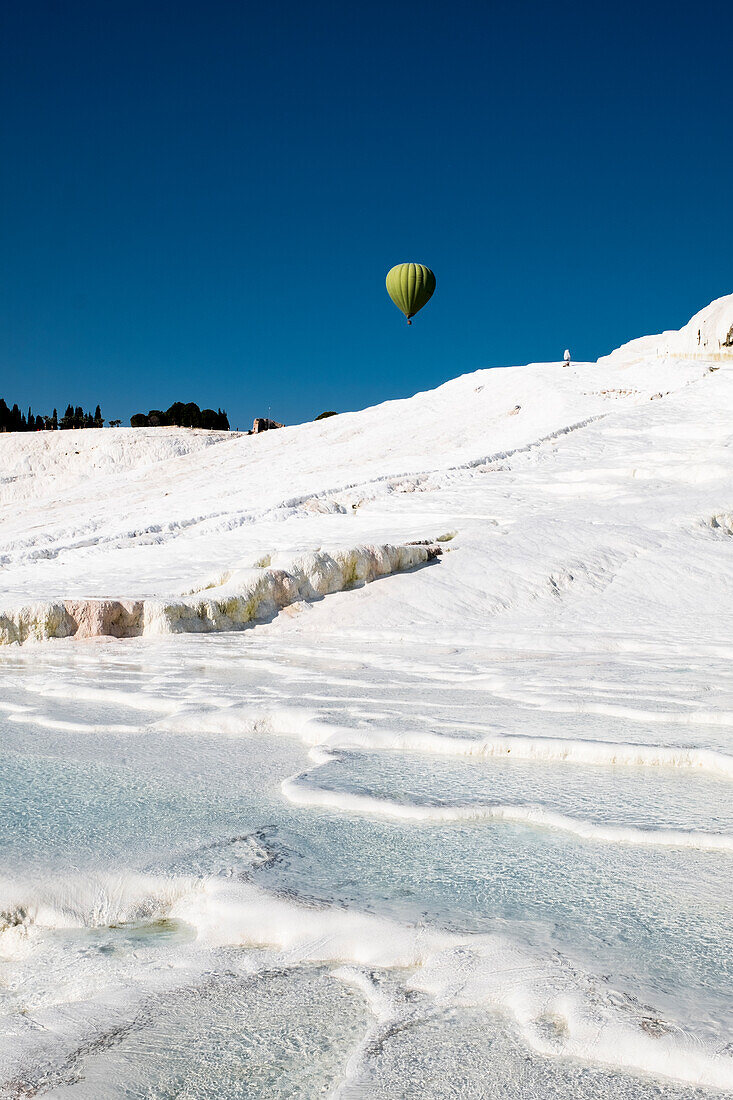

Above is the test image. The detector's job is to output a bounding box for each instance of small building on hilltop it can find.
[251,417,283,434]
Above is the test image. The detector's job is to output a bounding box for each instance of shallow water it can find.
[1,633,732,1097]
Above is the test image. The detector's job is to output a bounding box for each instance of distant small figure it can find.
[563,349,571,367]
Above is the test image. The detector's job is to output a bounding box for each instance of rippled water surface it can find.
[1,633,732,1097]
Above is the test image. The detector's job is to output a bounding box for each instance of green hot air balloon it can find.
[386,263,436,325]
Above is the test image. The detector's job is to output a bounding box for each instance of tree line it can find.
[0,397,230,433]
[0,400,115,432]
[130,402,229,430]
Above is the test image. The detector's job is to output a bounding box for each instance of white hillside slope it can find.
[0,293,732,643]
[1,297,733,1097]
[600,292,733,365]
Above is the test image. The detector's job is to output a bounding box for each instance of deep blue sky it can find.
[1,1,730,430]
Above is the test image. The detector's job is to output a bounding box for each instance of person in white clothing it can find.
[563,349,571,366]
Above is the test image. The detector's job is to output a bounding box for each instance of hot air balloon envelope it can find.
[386,263,436,324]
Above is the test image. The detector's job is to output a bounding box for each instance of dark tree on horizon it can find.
[130,402,230,431]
